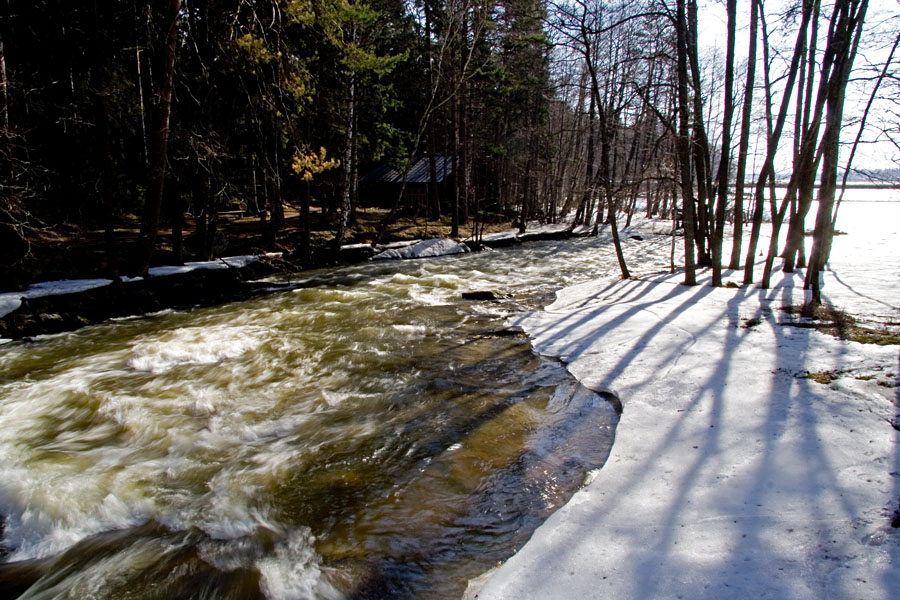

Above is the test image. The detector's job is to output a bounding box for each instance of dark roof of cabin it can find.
[360,156,454,184]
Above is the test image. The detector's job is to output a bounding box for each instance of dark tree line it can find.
[0,0,556,279]
[1,0,896,296]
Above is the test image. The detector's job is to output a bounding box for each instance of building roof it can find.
[360,156,454,184]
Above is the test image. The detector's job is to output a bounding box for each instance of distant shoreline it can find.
[730,182,898,190]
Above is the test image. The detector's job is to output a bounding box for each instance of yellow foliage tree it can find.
[291,146,340,181]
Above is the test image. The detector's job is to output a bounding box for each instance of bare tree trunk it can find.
[452,82,461,237]
[578,90,596,229]
[742,0,813,285]
[170,176,183,265]
[134,0,180,277]
[782,0,822,273]
[761,0,858,289]
[459,69,469,228]
[269,125,285,228]
[829,31,900,257]
[424,2,441,220]
[806,0,869,304]
[687,0,713,267]
[729,0,758,270]
[676,0,696,285]
[0,29,9,131]
[350,106,359,226]
[296,176,309,260]
[334,72,356,249]
[597,95,629,279]
[711,0,736,286]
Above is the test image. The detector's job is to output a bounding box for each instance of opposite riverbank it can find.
[0,222,592,341]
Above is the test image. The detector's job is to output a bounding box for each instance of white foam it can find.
[257,529,344,600]
[0,486,154,561]
[127,326,263,373]
[392,324,428,335]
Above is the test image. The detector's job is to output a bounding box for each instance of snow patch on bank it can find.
[142,254,280,278]
[0,279,114,320]
[0,253,282,321]
[372,238,469,260]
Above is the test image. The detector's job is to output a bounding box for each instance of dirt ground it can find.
[2,206,516,292]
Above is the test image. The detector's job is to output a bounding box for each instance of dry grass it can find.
[781,304,900,346]
[807,371,837,385]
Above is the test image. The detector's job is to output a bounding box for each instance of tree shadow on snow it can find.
[508,270,899,599]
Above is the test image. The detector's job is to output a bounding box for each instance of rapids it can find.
[0,234,652,599]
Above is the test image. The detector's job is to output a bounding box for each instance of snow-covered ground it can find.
[470,202,900,599]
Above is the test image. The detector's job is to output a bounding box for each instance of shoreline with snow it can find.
[468,204,899,599]
[0,224,592,341]
[0,254,290,341]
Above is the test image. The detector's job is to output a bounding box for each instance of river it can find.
[0,233,655,599]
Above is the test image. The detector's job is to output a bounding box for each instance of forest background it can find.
[0,0,898,296]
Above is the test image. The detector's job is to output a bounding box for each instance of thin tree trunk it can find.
[711,0,736,286]
[743,0,813,285]
[829,31,899,258]
[729,0,759,270]
[134,0,180,277]
[782,0,822,273]
[334,72,356,249]
[597,97,629,279]
[676,0,696,285]
[806,0,869,304]
[459,69,469,228]
[687,0,713,267]
[424,2,441,220]
[0,29,9,131]
[170,176,183,264]
[452,84,461,237]
[761,0,854,288]
[577,90,596,230]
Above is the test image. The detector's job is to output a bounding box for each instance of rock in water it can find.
[462,290,498,301]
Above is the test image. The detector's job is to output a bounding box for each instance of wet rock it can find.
[483,327,526,338]
[339,244,379,263]
[463,290,499,301]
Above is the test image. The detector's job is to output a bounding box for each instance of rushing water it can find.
[0,235,649,600]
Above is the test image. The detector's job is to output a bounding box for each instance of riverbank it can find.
[0,255,291,340]
[470,204,900,599]
[0,207,524,293]
[0,221,592,341]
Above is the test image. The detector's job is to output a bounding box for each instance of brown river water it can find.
[0,236,630,599]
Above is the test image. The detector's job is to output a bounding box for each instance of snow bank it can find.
[372,238,469,260]
[0,279,114,319]
[472,206,900,600]
[144,253,281,277]
[0,254,282,320]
